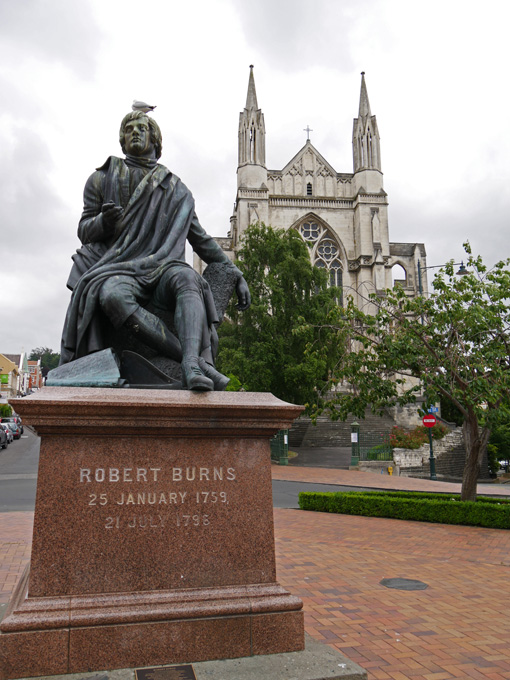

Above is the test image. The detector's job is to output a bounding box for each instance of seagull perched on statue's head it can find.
[132,100,157,113]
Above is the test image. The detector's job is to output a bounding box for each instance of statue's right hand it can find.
[101,202,124,228]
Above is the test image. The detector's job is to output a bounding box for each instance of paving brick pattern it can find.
[2,469,510,679]
[274,509,510,680]
[0,512,32,602]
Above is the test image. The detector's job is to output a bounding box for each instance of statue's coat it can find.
[61,157,228,363]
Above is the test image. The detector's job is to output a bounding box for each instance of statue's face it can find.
[123,117,154,157]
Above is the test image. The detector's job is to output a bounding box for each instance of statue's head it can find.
[119,111,162,159]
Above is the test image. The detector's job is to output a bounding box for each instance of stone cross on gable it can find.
[303,125,313,141]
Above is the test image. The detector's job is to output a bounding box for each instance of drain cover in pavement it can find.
[380,578,428,591]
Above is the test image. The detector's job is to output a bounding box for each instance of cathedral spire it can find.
[245,64,258,110]
[238,65,266,170]
[352,72,381,172]
[358,71,371,118]
[234,66,268,240]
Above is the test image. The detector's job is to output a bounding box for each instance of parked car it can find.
[0,426,7,449]
[1,415,23,434]
[0,423,13,444]
[3,422,21,440]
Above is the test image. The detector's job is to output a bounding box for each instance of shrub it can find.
[489,423,510,461]
[298,490,510,529]
[487,444,500,476]
[389,423,449,449]
[225,374,242,392]
[366,444,393,461]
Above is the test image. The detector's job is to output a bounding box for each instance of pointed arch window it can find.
[297,221,343,305]
[306,182,313,196]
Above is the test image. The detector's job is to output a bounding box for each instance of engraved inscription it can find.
[88,493,108,506]
[80,468,161,483]
[82,465,236,530]
[104,514,210,529]
[80,467,235,483]
[88,491,229,506]
[195,491,227,503]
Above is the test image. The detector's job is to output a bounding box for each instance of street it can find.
[0,428,38,511]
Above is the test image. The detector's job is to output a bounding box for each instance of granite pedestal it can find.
[0,388,305,678]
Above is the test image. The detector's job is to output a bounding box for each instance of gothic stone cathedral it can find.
[195,67,428,303]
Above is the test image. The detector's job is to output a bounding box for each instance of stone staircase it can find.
[289,408,395,448]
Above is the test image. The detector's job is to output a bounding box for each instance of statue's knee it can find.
[99,281,116,314]
[176,268,201,294]
[99,279,131,316]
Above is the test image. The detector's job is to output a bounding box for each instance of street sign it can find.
[428,407,439,413]
[422,414,436,428]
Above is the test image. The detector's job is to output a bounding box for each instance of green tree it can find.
[320,243,510,502]
[28,347,60,372]
[487,407,510,463]
[216,224,344,407]
[0,404,12,417]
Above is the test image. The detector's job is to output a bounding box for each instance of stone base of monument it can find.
[0,388,307,679]
[0,631,367,680]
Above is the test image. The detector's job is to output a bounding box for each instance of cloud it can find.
[232,0,389,72]
[1,273,69,355]
[0,124,76,353]
[0,127,75,260]
[390,179,510,274]
[0,0,103,79]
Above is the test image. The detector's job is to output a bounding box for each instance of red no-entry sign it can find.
[422,414,437,428]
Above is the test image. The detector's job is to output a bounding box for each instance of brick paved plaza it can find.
[2,468,510,679]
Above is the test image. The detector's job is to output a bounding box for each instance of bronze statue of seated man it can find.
[58,111,250,391]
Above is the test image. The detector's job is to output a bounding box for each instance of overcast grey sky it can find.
[1,0,509,354]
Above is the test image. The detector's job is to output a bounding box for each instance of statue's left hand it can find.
[235,276,251,311]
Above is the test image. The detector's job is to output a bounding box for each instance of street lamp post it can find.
[417,260,468,295]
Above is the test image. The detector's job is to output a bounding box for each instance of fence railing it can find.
[351,423,393,465]
[270,429,289,465]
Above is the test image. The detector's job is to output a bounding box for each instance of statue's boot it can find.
[180,357,214,391]
[198,357,230,391]
[125,308,182,362]
[174,291,214,391]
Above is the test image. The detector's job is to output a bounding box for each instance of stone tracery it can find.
[297,220,343,301]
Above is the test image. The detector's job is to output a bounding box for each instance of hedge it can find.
[298,490,510,529]
[341,490,510,505]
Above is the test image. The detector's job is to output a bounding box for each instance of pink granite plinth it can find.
[0,388,304,679]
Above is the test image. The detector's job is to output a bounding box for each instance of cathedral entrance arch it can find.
[293,215,345,303]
